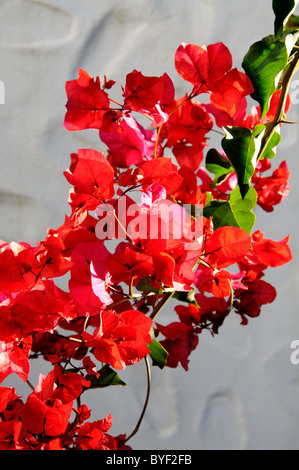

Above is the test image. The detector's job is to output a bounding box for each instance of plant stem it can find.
[124,356,151,444]
[26,379,35,391]
[257,49,299,161]
[150,291,174,321]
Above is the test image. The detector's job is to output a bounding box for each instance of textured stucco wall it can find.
[1,0,299,450]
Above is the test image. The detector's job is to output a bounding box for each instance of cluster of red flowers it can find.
[0,41,292,450]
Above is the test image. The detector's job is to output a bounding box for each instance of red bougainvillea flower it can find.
[234,279,277,324]
[0,334,32,383]
[21,393,73,437]
[123,70,175,126]
[163,98,213,170]
[156,304,202,371]
[252,160,290,212]
[64,149,115,203]
[69,240,113,316]
[100,114,156,168]
[64,68,118,132]
[0,241,41,293]
[107,243,153,286]
[194,293,230,334]
[208,68,254,120]
[21,366,89,438]
[137,157,183,195]
[202,226,252,269]
[172,166,207,205]
[194,264,232,298]
[0,420,23,450]
[238,230,292,279]
[0,387,21,415]
[34,238,73,280]
[165,98,213,147]
[83,309,153,370]
[75,414,128,450]
[175,42,233,92]
[175,42,253,126]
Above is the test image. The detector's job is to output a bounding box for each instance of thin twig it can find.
[149,291,174,321]
[124,356,151,444]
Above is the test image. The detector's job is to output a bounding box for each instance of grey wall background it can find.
[1,0,299,450]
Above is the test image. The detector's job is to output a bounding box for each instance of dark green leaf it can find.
[206,148,234,188]
[221,125,265,198]
[273,0,299,35]
[242,35,288,118]
[203,185,257,234]
[85,364,127,389]
[148,339,168,369]
[172,289,199,306]
[136,277,163,295]
[286,14,299,29]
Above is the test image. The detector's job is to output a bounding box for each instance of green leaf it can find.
[148,339,168,369]
[203,185,257,235]
[221,125,265,198]
[85,364,127,389]
[242,35,288,118]
[206,148,234,188]
[136,277,164,295]
[229,185,257,233]
[286,14,299,29]
[172,289,199,306]
[273,0,299,36]
[261,128,282,159]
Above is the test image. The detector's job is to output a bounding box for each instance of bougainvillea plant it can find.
[0,1,298,450]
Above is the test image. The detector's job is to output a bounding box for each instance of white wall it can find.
[1,0,299,450]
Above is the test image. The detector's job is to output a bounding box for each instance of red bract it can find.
[194,264,232,298]
[156,304,202,370]
[163,98,213,170]
[175,42,253,127]
[175,42,233,91]
[0,420,23,450]
[252,160,290,212]
[124,70,165,109]
[100,114,156,167]
[238,230,292,277]
[64,149,115,203]
[64,68,118,132]
[21,367,89,438]
[0,241,40,293]
[137,157,183,194]
[0,335,32,383]
[69,240,113,316]
[21,393,73,437]
[172,166,207,205]
[202,226,252,269]
[156,321,199,371]
[106,243,153,285]
[234,279,277,324]
[123,71,175,126]
[83,309,153,370]
[208,69,254,123]
[75,414,126,450]
[0,387,20,413]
